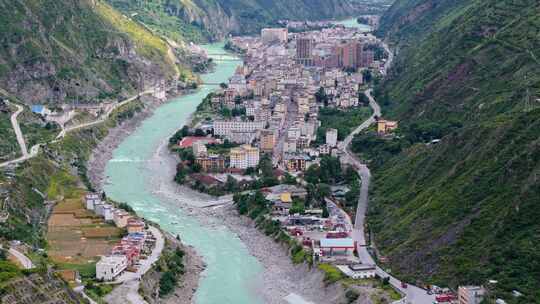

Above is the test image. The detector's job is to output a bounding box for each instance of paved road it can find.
[337,45,436,304]
[105,226,164,304]
[0,87,158,168]
[57,88,157,139]
[8,102,28,157]
[8,247,34,269]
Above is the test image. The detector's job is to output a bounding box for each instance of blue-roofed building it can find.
[320,238,355,255]
[31,105,50,116]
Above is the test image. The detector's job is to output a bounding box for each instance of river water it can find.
[104,43,264,304]
[104,19,370,304]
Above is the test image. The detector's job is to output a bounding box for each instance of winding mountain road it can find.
[0,87,160,168]
[338,47,436,304]
[9,102,28,157]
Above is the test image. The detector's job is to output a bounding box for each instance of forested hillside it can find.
[0,0,178,105]
[107,0,361,41]
[355,0,540,302]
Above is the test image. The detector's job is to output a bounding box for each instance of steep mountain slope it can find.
[359,0,539,302]
[107,0,361,41]
[0,0,178,105]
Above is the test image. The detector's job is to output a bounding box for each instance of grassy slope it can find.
[0,0,176,105]
[0,99,144,248]
[365,0,540,302]
[107,0,360,41]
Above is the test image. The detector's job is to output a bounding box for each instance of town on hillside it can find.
[167,24,488,304]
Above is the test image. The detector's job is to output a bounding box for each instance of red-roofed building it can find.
[178,136,218,149]
[127,218,145,234]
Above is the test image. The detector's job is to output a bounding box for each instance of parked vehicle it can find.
[401,282,408,288]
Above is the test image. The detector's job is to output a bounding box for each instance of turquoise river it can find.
[104,43,264,304]
[103,19,368,304]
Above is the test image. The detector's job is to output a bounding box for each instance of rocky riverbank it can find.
[146,137,353,304]
[139,233,206,304]
[87,90,204,304]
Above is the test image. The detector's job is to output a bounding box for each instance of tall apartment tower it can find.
[296,37,314,66]
[336,41,363,69]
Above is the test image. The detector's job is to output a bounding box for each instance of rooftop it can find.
[320,238,354,248]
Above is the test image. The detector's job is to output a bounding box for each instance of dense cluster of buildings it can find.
[84,193,156,281]
[187,25,387,175]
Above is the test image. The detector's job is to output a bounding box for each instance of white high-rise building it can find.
[229,145,260,169]
[326,128,338,147]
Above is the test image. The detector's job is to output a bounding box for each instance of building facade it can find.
[96,255,128,281]
[326,128,338,147]
[229,145,260,169]
[458,286,486,304]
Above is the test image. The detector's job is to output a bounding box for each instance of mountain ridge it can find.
[356,0,540,302]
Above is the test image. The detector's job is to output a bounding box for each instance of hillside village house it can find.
[376,119,398,134]
[127,218,145,234]
[113,210,131,228]
[85,193,100,210]
[96,255,128,281]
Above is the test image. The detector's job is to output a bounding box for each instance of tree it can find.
[194,128,205,136]
[284,173,297,185]
[344,166,359,184]
[304,164,321,184]
[219,83,228,89]
[315,87,329,105]
[358,91,370,106]
[234,96,242,105]
[316,183,331,201]
[257,155,274,178]
[225,175,238,192]
[362,70,372,83]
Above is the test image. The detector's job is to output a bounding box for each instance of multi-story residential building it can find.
[297,136,311,150]
[195,155,226,172]
[284,153,310,172]
[335,41,363,68]
[361,50,374,67]
[127,218,145,234]
[261,28,288,44]
[458,286,486,304]
[288,127,301,140]
[192,141,207,157]
[214,120,265,137]
[229,130,257,144]
[283,138,297,153]
[260,129,276,153]
[319,144,331,155]
[229,145,260,169]
[326,128,338,147]
[96,255,128,281]
[296,37,314,65]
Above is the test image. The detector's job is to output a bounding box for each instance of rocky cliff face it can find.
[108,0,361,41]
[0,0,177,105]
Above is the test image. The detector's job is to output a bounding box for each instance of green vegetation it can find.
[0,107,19,161]
[107,0,362,39]
[85,282,114,304]
[318,263,345,284]
[234,191,313,265]
[157,247,185,297]
[0,0,176,105]
[365,0,540,302]
[316,106,372,143]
